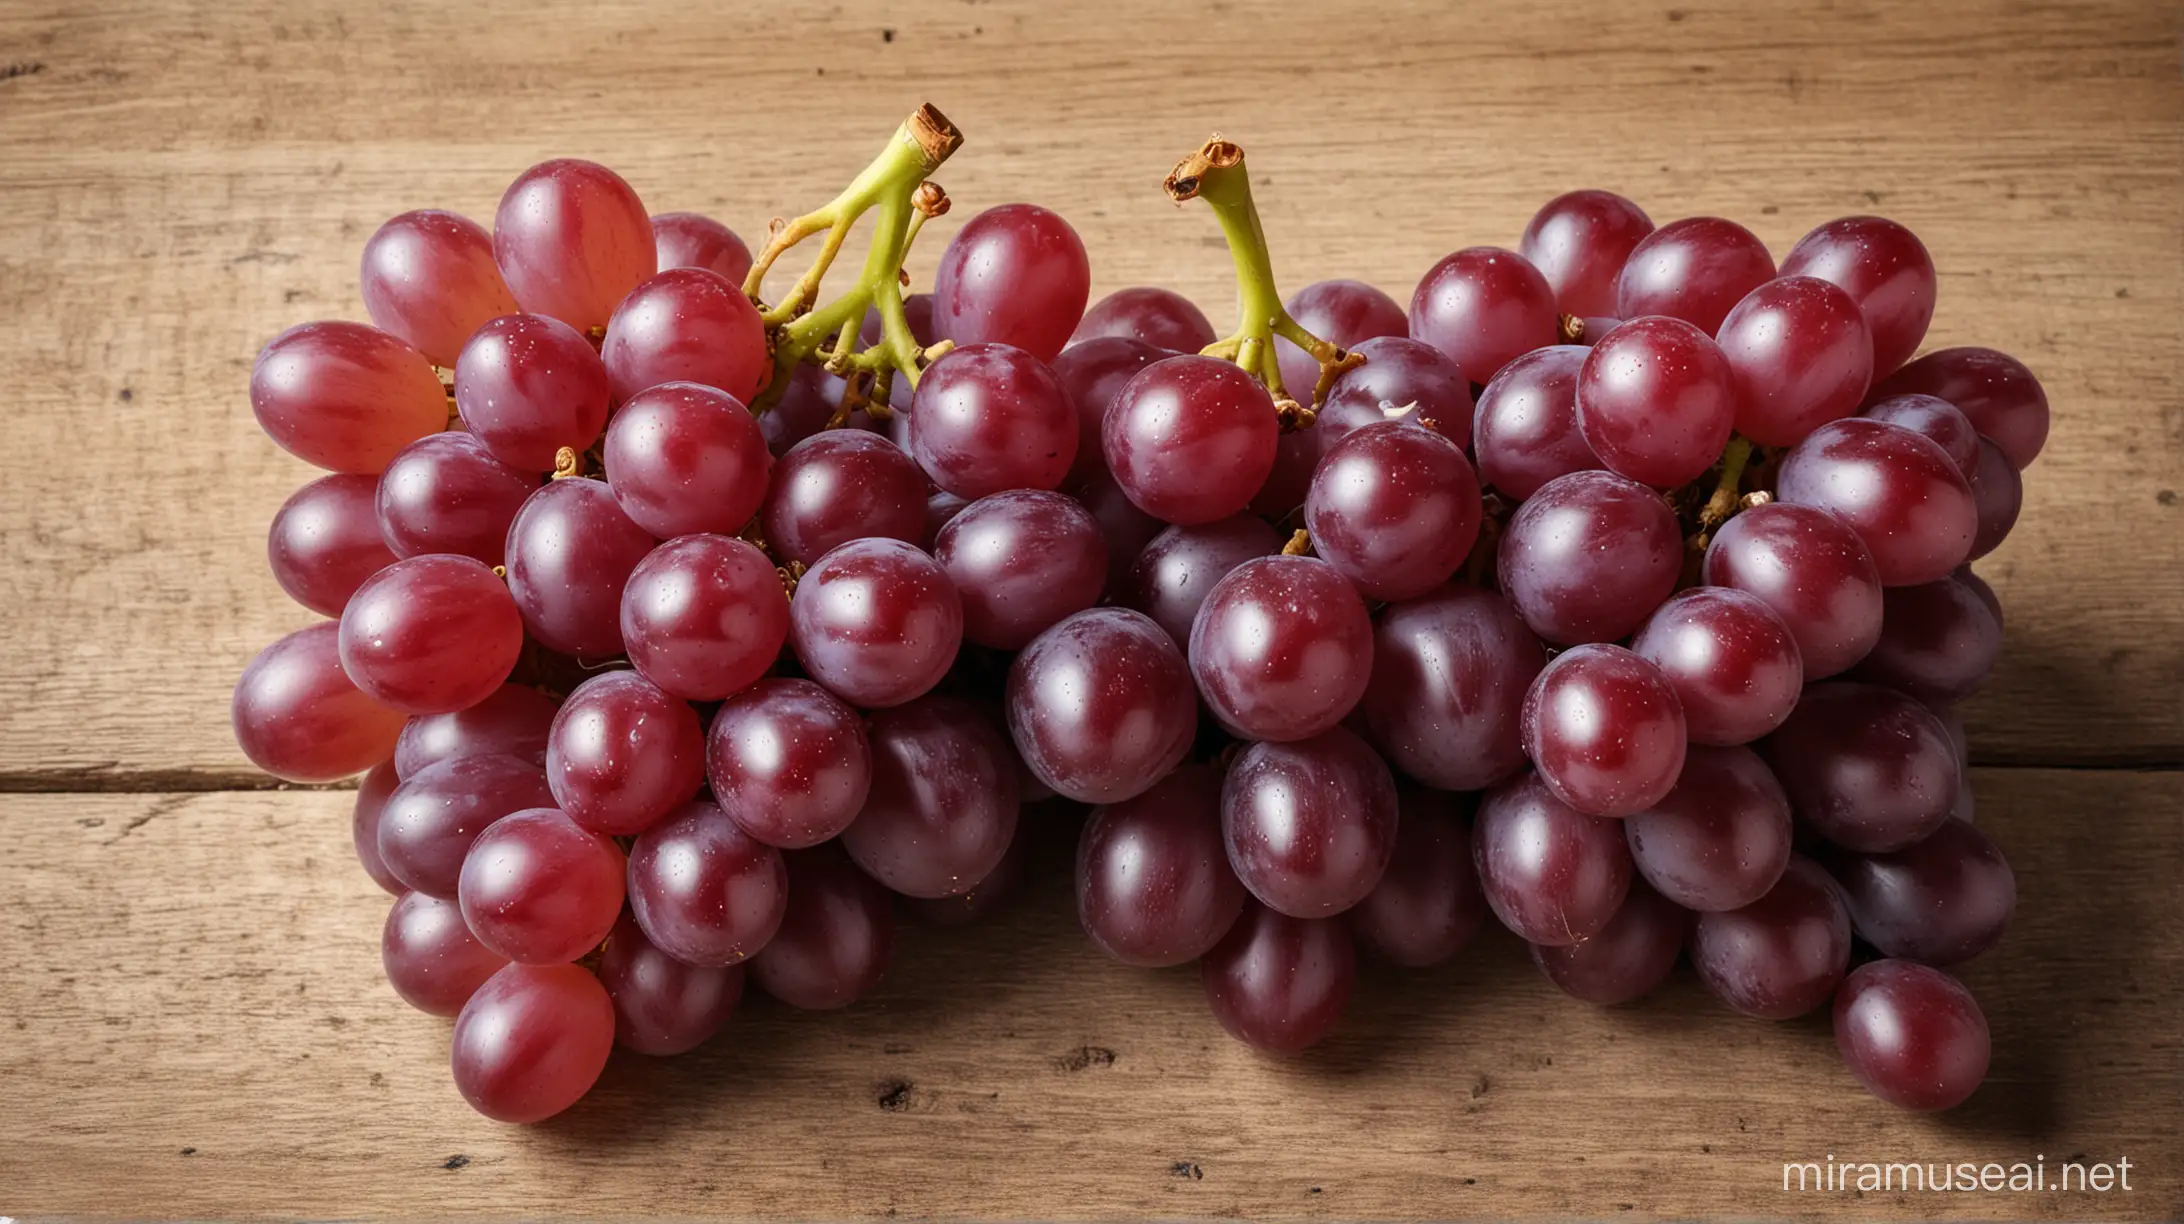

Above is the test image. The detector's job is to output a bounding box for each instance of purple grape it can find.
[619,534,788,702]
[1764,681,1959,853]
[1716,276,1874,448]
[458,807,627,965]
[1358,584,1544,791]
[1690,855,1850,1020]
[1273,279,1408,406]
[1222,728,1399,919]
[1529,880,1688,1005]
[788,538,962,709]
[1190,555,1373,743]
[1701,502,1884,679]
[394,683,558,779]
[383,890,508,1016]
[628,799,789,967]
[1409,246,1559,384]
[706,678,871,849]
[1631,586,1803,746]
[842,694,1020,898]
[1070,286,1215,353]
[1315,335,1474,453]
[1076,765,1246,967]
[1827,817,2014,966]
[1349,786,1485,968]
[749,844,896,1010]
[504,476,659,660]
[598,912,744,1056]
[1497,470,1681,645]
[1122,515,1282,649]
[1519,189,1655,318]
[1304,421,1482,602]
[450,962,613,1123]
[1071,467,1167,592]
[1473,770,1634,945]
[352,761,403,894]
[1624,745,1793,911]
[1966,438,2022,560]
[1201,901,1355,1054]
[910,342,1078,498]
[1577,316,1738,488]
[1861,393,1980,479]
[601,267,769,404]
[1776,418,1977,587]
[250,321,446,475]
[1006,608,1195,805]
[338,554,522,715]
[934,490,1106,650]
[651,211,752,284]
[269,473,396,616]
[454,314,612,472]
[931,203,1090,362]
[603,381,771,539]
[377,752,556,898]
[1833,959,1990,1110]
[492,159,654,332]
[1103,354,1278,526]
[1052,336,1163,484]
[1852,576,2002,702]
[1471,345,1602,500]
[1871,346,2047,471]
[1614,216,1775,334]
[233,623,406,783]
[761,429,927,568]
[546,670,706,837]
[375,432,536,567]
[1779,216,1936,377]
[1522,643,1687,819]
[359,209,520,366]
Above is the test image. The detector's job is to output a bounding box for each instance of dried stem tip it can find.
[1165,137,1245,201]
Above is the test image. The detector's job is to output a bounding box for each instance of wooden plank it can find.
[0,0,2176,781]
[0,768,2176,1220]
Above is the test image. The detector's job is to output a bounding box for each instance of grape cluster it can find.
[235,113,2038,1124]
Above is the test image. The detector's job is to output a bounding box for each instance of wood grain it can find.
[0,769,2176,1220]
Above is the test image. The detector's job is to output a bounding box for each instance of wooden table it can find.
[2,0,2179,1218]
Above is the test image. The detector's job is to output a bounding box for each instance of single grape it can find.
[602,382,771,538]
[268,473,395,616]
[1624,744,1792,911]
[842,695,1020,897]
[250,321,446,474]
[383,890,509,1016]
[628,799,789,967]
[1005,608,1194,804]
[454,314,613,472]
[359,209,519,366]
[1076,764,1246,966]
[1966,438,2022,559]
[1349,786,1485,967]
[707,678,871,849]
[1305,420,1482,602]
[1358,584,1545,791]
[1779,216,1936,377]
[1861,393,1979,478]
[394,683,558,779]
[1070,468,1167,591]
[546,670,706,837]
[1957,567,2003,628]
[1273,279,1408,406]
[1776,418,1977,587]
[1315,335,1474,454]
[1052,335,1162,484]
[1103,354,1279,526]
[493,158,655,332]
[338,554,523,715]
[450,962,614,1123]
[619,534,787,702]
[1201,901,1355,1054]
[1716,276,1874,447]
[934,490,1106,649]
[1472,770,1633,945]
[1630,586,1803,745]
[1576,316,1738,488]
[1522,644,1687,819]
[750,844,897,1009]
[375,432,537,567]
[1870,346,2048,470]
[598,912,744,1056]
[1221,727,1397,919]
[789,538,962,709]
[908,819,1030,928]
[1408,246,1559,384]
[1122,514,1282,648]
[1852,577,2002,703]
[1519,189,1656,318]
[1497,470,1681,645]
[601,267,769,404]
[1614,216,1776,334]
[1471,345,1602,500]
[377,752,556,898]
[232,623,405,783]
[1070,286,1215,353]
[1701,501,1883,678]
[1766,681,1958,853]
[352,761,403,893]
[1190,555,1373,742]
[504,477,658,659]
[760,430,927,567]
[459,807,627,964]
[1690,855,1850,1020]
[931,202,1090,362]
[1529,879,1688,1005]
[1832,959,1991,1110]
[1827,817,2014,967]
[651,211,752,284]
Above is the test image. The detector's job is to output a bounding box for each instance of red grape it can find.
[843,695,1020,897]
[1529,879,1688,1005]
[1614,216,1775,334]
[1349,786,1485,968]
[601,267,770,404]
[338,554,523,715]
[599,912,745,1056]
[251,321,446,474]
[232,622,405,783]
[504,477,658,659]
[1315,335,1473,453]
[1827,817,2014,967]
[1764,682,1958,853]
[1251,428,1322,521]
[268,473,395,616]
[1471,345,1602,500]
[1190,555,1373,743]
[907,818,1031,928]
[377,753,556,898]
[383,890,508,1016]
[750,844,896,1010]
[1408,246,1559,384]
[375,432,537,567]
[1690,855,1850,1020]
[706,678,871,849]
[459,807,627,964]
[1852,576,2002,702]
[628,799,789,967]
[1122,514,1282,649]
[450,962,614,1123]
[1576,316,1738,488]
[1472,770,1633,946]
[651,211,752,284]
[1871,346,2048,471]
[359,209,519,366]
[1497,470,1681,645]
[1201,901,1355,1054]
[1623,744,1792,911]
[1006,608,1195,804]
[1522,643,1687,818]
[788,538,962,709]
[1222,728,1398,919]
[1071,467,1167,592]
[1716,276,1874,447]
[1519,189,1655,318]
[1052,335,1162,484]
[493,158,655,332]
[1076,764,1246,967]
[761,430,926,567]
[603,382,771,538]
[1358,583,1545,792]
[1631,586,1803,745]
[931,202,1090,362]
[1701,501,1883,678]
[1861,393,1979,478]
[454,314,612,472]
[1776,418,1977,587]
[546,670,706,837]
[353,761,404,894]
[1070,286,1215,353]
[394,682,558,779]
[1273,279,1408,404]
[1104,354,1279,526]
[1966,439,2023,560]
[619,534,787,701]
[1832,960,1991,1110]
[1779,216,1936,377]
[1305,420,1481,602]
[934,490,1106,650]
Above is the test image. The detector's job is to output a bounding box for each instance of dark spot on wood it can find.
[1666,8,1685,20]
[0,61,45,81]
[2156,489,2175,506]
[231,249,301,265]
[179,1146,196,1156]
[369,1072,386,1087]
[1702,1143,1712,1153]
[1619,1203,1635,1211]
[1463,1178,1477,1185]
[284,288,306,303]
[326,1015,348,1029]
[1761,205,1779,215]
[1864,190,1884,204]
[117,388,133,402]
[882,1042,912,1054]
[815,67,825,76]
[1309,1187,1322,1194]
[78,817,105,827]
[876,1079,913,1111]
[1056,1045,1116,1072]
[1170,1160,1203,1180]
[2117,286,2131,298]
[1469,1073,1489,1098]
[443,1154,469,1170]
[881,27,896,41]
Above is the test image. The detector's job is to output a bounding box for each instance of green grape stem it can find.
[1165,137,1363,422]
[743,104,963,417]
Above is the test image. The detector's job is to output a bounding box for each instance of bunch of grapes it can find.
[234,108,2038,1124]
